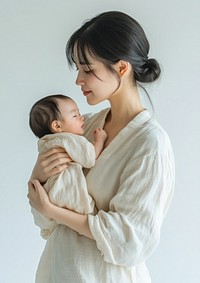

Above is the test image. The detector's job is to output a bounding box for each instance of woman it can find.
[28,11,175,283]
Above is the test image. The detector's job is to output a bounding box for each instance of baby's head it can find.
[29,94,84,138]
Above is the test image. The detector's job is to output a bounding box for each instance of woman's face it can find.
[73,50,119,105]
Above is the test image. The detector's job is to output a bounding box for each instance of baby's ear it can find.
[51,120,62,133]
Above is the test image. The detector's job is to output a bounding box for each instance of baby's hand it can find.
[94,128,107,143]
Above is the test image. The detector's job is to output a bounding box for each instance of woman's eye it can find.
[84,70,92,74]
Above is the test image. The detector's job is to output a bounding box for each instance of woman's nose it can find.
[75,72,85,86]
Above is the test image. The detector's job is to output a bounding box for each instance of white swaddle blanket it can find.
[31,132,96,239]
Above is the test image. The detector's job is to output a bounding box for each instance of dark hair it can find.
[29,94,71,138]
[66,11,161,85]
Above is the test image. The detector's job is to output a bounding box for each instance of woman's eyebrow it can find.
[80,62,94,66]
[76,58,94,65]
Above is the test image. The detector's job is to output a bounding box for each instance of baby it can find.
[29,94,107,238]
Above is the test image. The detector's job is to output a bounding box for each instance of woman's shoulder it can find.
[128,110,173,153]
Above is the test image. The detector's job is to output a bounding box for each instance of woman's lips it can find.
[83,91,91,96]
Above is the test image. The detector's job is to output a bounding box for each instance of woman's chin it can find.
[86,97,105,106]
[86,98,98,106]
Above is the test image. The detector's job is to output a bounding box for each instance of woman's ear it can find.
[51,120,62,133]
[118,60,129,77]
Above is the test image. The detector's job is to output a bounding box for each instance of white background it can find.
[0,0,199,282]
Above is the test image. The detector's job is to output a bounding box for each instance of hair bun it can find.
[144,58,161,83]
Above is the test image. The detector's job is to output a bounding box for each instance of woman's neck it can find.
[108,87,144,125]
[103,87,144,148]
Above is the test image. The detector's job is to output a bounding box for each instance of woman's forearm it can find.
[46,203,94,240]
[28,179,94,240]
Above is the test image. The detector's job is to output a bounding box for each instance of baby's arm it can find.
[93,129,107,159]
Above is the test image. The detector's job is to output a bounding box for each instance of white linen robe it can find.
[32,132,96,239]
[35,109,175,283]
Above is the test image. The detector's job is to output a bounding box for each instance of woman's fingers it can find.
[41,152,71,177]
[27,179,50,215]
[50,163,69,175]
[45,152,71,169]
[31,147,71,183]
[27,180,36,205]
[42,147,66,158]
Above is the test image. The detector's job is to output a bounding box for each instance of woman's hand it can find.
[27,179,53,217]
[30,147,71,184]
[27,180,94,240]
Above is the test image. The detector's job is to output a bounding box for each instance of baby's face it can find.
[57,98,85,135]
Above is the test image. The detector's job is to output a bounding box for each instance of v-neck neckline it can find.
[97,108,150,156]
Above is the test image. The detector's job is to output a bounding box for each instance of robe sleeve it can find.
[88,134,175,267]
